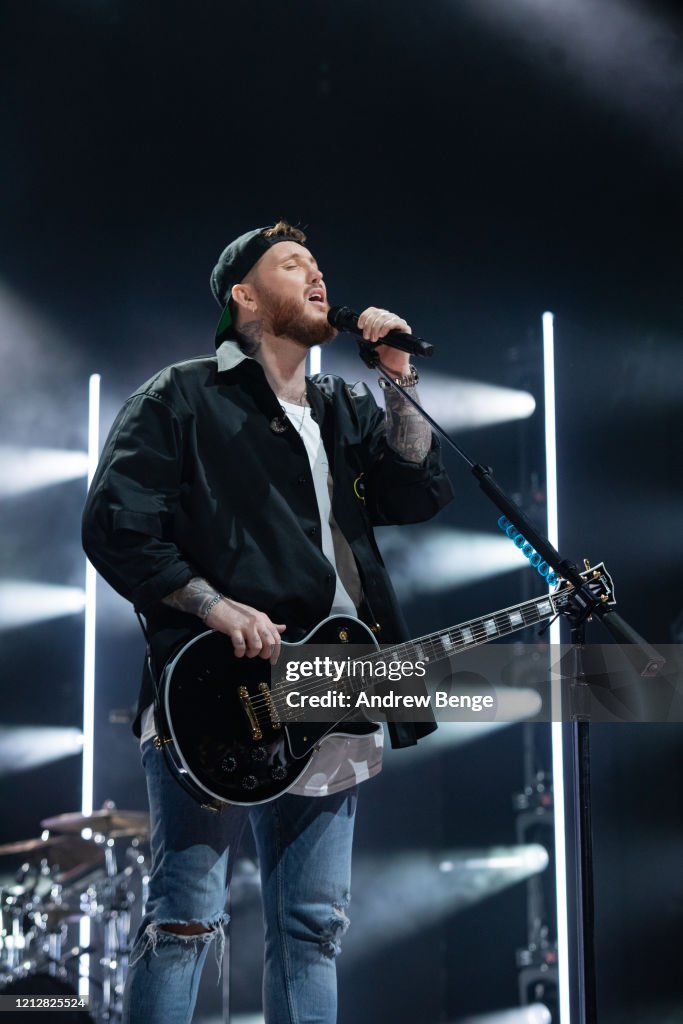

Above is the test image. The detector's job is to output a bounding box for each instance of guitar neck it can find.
[282,591,563,710]
[380,591,558,670]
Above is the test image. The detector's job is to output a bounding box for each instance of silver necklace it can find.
[279,390,308,434]
[278,387,308,405]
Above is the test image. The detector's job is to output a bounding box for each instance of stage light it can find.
[378,526,532,597]
[82,374,100,820]
[320,353,536,431]
[542,314,558,556]
[308,345,322,375]
[345,844,549,962]
[455,1004,552,1024]
[79,373,100,1005]
[465,845,549,873]
[79,917,91,1002]
[543,312,569,1024]
[460,0,682,153]
[0,446,89,498]
[0,727,83,775]
[421,375,536,431]
[0,581,86,629]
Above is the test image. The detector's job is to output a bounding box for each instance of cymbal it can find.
[40,809,149,838]
[0,837,60,857]
[0,834,103,876]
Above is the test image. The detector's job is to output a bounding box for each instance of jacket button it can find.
[297,475,306,485]
[307,526,317,536]
[325,572,333,582]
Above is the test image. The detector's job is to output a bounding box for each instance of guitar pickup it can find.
[258,682,282,730]
[238,686,263,741]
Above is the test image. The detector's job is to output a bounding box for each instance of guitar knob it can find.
[251,746,267,762]
[220,756,237,774]
[271,765,287,781]
[242,775,258,790]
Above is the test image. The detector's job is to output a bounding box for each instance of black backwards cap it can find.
[210,225,304,347]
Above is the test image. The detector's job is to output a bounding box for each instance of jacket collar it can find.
[216,338,251,373]
[216,338,332,422]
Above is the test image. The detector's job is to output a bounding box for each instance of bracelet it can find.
[378,364,419,389]
[202,593,223,620]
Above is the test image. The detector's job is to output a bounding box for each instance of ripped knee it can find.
[129,914,229,974]
[320,899,351,960]
[159,922,212,936]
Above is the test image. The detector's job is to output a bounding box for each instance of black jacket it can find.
[82,348,454,743]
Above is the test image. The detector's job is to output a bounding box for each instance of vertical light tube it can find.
[82,373,100,817]
[543,314,558,554]
[80,373,100,1000]
[308,345,322,376]
[78,916,91,1000]
[543,312,570,1022]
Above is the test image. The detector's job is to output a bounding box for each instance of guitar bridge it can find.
[258,682,281,730]
[238,686,263,741]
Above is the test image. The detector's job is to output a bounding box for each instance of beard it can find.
[265,292,336,349]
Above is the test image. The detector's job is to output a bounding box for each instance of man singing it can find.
[82,221,454,1023]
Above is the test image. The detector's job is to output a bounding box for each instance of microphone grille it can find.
[327,306,357,330]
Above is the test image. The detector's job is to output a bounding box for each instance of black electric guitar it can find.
[157,563,614,807]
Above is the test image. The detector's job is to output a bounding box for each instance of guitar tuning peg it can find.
[583,558,591,571]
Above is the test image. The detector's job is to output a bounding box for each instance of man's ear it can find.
[231,282,258,313]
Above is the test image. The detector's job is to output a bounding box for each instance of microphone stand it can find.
[355,338,665,1023]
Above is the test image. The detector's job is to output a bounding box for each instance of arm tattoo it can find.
[235,319,264,356]
[163,577,223,620]
[383,386,432,463]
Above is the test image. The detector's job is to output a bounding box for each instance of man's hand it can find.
[163,577,285,662]
[354,308,431,463]
[205,597,286,663]
[357,307,411,376]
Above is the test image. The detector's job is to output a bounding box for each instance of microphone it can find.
[327,306,434,358]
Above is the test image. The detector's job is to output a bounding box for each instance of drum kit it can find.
[0,807,150,1022]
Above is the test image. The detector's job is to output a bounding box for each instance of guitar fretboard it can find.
[389,594,556,672]
[272,592,559,713]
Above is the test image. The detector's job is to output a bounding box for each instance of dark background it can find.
[1,1,682,1021]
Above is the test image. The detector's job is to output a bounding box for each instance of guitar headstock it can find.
[553,560,616,609]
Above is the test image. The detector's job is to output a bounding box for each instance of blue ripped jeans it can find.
[122,740,358,1024]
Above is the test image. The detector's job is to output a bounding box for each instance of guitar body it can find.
[159,615,380,807]
[157,563,615,808]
